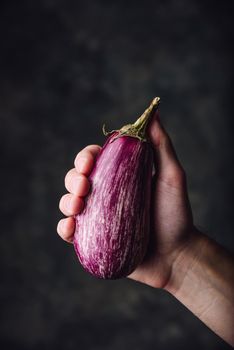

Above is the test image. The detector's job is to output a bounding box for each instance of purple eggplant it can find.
[73,97,160,279]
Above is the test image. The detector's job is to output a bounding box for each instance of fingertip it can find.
[153,109,160,122]
[148,115,185,187]
[64,169,90,195]
[59,193,85,216]
[57,217,75,243]
[74,153,93,175]
[78,157,90,174]
[74,145,102,175]
[85,144,102,156]
[71,174,90,197]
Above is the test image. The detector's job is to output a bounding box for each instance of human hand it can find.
[57,113,234,345]
[57,112,195,289]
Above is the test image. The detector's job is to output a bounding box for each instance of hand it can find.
[57,114,234,345]
[57,113,195,289]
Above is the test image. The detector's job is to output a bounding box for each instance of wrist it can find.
[163,228,234,346]
[163,227,208,295]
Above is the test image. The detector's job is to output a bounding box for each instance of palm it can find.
[128,114,194,288]
[128,174,193,288]
[152,175,193,253]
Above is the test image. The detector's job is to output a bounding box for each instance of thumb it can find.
[147,110,185,186]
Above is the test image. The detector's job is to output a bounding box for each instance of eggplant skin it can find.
[74,132,153,279]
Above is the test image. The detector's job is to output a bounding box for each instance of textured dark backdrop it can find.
[1,0,233,349]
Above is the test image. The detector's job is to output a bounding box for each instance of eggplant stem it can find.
[102,97,160,143]
[132,97,160,138]
[102,124,118,136]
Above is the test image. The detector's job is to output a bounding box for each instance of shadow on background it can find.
[0,0,233,349]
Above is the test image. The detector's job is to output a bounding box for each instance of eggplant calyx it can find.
[102,97,160,143]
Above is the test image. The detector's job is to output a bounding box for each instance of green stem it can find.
[132,97,160,139]
[103,97,160,142]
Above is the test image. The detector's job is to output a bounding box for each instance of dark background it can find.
[1,0,233,349]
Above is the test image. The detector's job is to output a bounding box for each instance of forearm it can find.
[165,229,234,346]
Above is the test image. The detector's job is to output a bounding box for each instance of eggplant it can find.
[74,97,160,279]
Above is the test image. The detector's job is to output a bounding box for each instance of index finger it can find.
[74,144,102,176]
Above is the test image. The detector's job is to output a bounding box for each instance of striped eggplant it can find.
[74,97,160,279]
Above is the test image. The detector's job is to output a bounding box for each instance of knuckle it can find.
[57,219,64,235]
[84,144,101,152]
[56,222,61,235]
[59,196,64,212]
[74,150,89,163]
[59,194,69,213]
[64,168,76,189]
[74,151,82,164]
[74,145,101,167]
